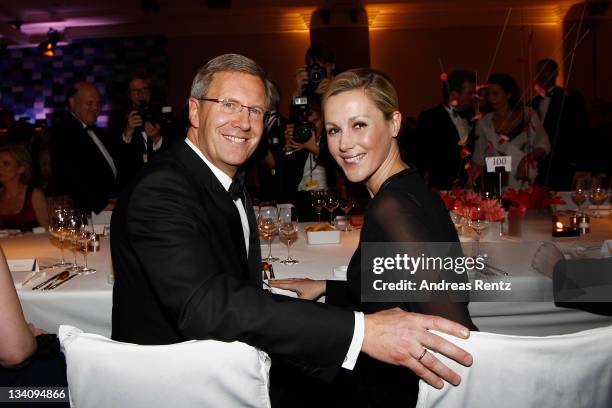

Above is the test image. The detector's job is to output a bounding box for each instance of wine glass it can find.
[278,206,299,264]
[77,223,97,275]
[449,211,464,235]
[66,209,86,271]
[590,179,609,206]
[325,192,340,225]
[468,207,489,259]
[258,206,279,263]
[311,190,326,223]
[571,176,590,214]
[48,207,73,267]
[339,198,355,232]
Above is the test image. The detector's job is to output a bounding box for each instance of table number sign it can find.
[486,156,512,173]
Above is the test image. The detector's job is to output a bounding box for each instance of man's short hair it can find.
[537,58,559,72]
[267,80,281,111]
[190,53,270,110]
[442,69,476,100]
[305,44,335,66]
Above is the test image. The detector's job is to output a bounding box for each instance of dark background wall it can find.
[0,36,167,127]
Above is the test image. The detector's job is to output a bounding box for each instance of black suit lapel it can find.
[174,143,249,276]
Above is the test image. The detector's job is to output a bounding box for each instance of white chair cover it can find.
[416,325,612,408]
[59,325,271,408]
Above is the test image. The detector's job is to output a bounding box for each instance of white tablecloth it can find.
[5,212,612,337]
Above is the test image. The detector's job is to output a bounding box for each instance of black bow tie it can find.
[228,168,246,201]
[84,125,95,132]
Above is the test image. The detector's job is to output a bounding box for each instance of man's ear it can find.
[188,97,200,129]
[68,96,76,112]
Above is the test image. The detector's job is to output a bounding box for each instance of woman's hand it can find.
[268,278,326,300]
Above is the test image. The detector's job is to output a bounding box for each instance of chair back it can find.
[59,325,271,408]
[416,325,612,408]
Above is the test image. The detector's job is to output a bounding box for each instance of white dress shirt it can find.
[72,113,117,178]
[537,86,556,123]
[443,104,470,143]
[122,130,163,152]
[184,139,364,370]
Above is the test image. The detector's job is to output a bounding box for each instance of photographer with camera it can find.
[292,44,336,99]
[279,96,338,221]
[114,71,172,186]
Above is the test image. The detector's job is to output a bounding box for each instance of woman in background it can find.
[0,145,48,231]
[471,73,550,188]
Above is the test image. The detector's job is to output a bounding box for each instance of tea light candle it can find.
[552,215,580,237]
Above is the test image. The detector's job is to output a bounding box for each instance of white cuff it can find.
[341,311,364,370]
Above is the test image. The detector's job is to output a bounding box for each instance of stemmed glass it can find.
[66,209,86,271]
[48,207,72,267]
[77,223,97,275]
[590,178,610,218]
[311,190,326,223]
[468,207,489,258]
[571,176,590,214]
[278,206,299,264]
[258,206,279,263]
[450,211,464,236]
[339,198,355,232]
[325,192,340,225]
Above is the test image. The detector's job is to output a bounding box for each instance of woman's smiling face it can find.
[324,89,399,184]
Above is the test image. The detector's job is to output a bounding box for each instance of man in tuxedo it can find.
[530,59,588,190]
[111,53,473,387]
[50,81,119,213]
[415,70,476,190]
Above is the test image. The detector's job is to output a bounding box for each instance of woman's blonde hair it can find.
[323,68,399,120]
[0,145,33,184]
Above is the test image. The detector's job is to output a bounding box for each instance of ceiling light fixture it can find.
[38,29,61,57]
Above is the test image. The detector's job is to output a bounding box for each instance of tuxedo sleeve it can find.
[126,170,355,380]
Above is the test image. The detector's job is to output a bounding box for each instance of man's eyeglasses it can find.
[196,98,265,120]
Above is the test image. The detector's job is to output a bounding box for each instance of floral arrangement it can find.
[439,187,506,222]
[501,186,566,215]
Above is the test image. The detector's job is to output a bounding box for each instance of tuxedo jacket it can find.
[111,141,354,380]
[107,108,171,190]
[50,112,119,213]
[530,87,588,190]
[415,104,472,190]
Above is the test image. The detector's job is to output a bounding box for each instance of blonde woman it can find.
[0,145,48,230]
[271,69,476,407]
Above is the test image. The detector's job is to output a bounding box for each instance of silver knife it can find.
[44,273,77,290]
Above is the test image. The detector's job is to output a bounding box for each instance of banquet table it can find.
[6,211,612,338]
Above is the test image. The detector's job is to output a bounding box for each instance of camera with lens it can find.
[137,100,157,125]
[289,96,315,144]
[303,63,327,96]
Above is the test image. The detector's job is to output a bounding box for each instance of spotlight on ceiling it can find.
[38,29,61,57]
